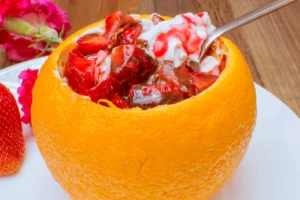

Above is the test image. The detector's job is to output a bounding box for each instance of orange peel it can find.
[32,15,256,200]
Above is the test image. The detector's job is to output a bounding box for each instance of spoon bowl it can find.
[199,0,297,60]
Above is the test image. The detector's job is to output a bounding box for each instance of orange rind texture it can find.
[32,15,256,200]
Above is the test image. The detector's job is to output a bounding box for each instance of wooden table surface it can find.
[1,0,299,116]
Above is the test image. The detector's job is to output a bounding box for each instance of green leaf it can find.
[2,17,38,37]
[38,25,59,41]
[58,24,65,38]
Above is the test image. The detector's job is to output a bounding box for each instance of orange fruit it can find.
[32,15,256,200]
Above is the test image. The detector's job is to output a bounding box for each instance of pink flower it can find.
[0,0,71,62]
[17,69,39,125]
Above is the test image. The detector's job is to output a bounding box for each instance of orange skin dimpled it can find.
[32,15,256,200]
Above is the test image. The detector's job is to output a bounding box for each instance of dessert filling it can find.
[62,11,227,109]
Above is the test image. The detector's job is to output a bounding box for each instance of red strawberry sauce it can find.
[63,11,225,109]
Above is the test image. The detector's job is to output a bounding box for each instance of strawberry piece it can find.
[190,72,218,93]
[0,83,25,176]
[111,45,158,95]
[175,66,198,98]
[89,79,113,103]
[151,14,165,25]
[158,62,180,86]
[110,94,128,109]
[118,22,142,45]
[64,48,96,95]
[77,33,108,56]
[92,50,111,85]
[208,55,227,76]
[220,55,227,71]
[128,84,184,109]
[158,64,196,97]
[208,66,221,76]
[174,65,192,86]
[89,80,128,109]
[104,11,135,42]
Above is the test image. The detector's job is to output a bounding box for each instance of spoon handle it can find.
[200,0,297,59]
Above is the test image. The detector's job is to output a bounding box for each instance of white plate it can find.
[0,57,299,200]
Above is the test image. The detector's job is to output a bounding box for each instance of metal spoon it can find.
[199,0,297,60]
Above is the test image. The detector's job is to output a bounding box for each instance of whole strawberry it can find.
[0,83,25,176]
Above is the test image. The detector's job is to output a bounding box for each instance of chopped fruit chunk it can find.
[219,55,227,71]
[65,49,96,95]
[111,45,158,95]
[0,83,24,176]
[111,94,128,109]
[77,33,108,56]
[174,65,197,97]
[190,72,218,92]
[207,55,227,76]
[174,65,192,87]
[63,13,225,109]
[110,23,143,48]
[89,79,113,103]
[151,14,165,24]
[158,62,180,86]
[118,22,142,44]
[104,11,135,42]
[129,84,184,109]
[208,66,221,76]
[158,64,196,97]
[89,80,128,109]
[92,51,111,84]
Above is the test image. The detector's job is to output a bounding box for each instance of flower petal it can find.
[0,0,71,61]
[17,69,39,125]
[0,29,48,61]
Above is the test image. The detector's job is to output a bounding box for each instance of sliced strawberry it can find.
[220,55,227,71]
[158,64,191,86]
[110,94,128,109]
[89,80,128,109]
[208,66,221,76]
[158,64,196,97]
[128,84,184,109]
[158,62,179,86]
[111,45,158,95]
[175,65,198,98]
[77,33,108,56]
[151,14,165,25]
[64,48,96,95]
[207,55,227,76]
[185,65,194,72]
[174,65,192,86]
[118,22,142,45]
[89,78,113,103]
[92,50,111,85]
[190,72,218,93]
[109,25,128,49]
[104,11,135,42]
[0,83,24,176]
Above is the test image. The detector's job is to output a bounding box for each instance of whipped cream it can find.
[76,13,218,73]
[139,13,216,68]
[198,56,220,73]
